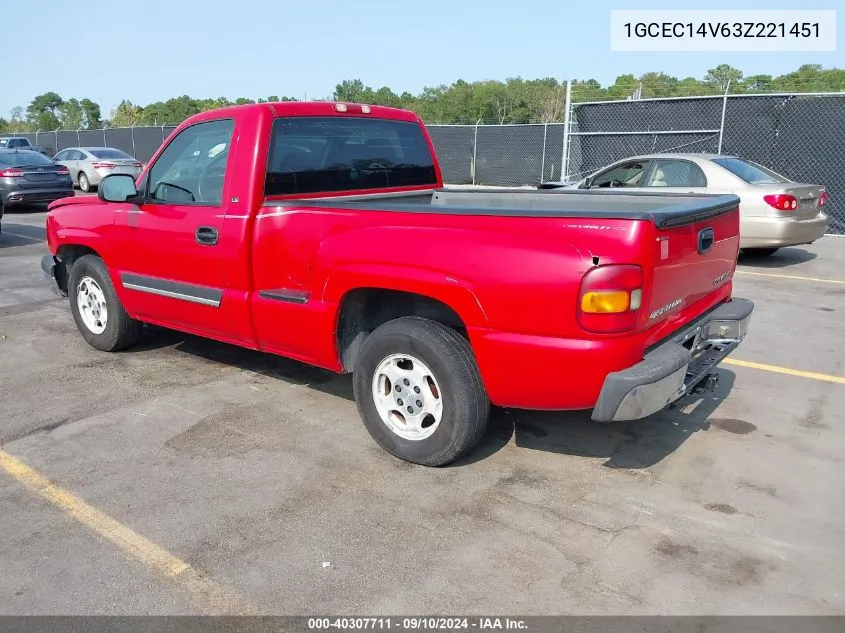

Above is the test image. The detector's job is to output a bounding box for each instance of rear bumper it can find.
[91,168,143,185]
[591,298,754,422]
[3,188,74,206]
[740,214,828,248]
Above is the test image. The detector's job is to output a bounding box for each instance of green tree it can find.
[57,98,84,129]
[26,92,63,129]
[705,64,743,91]
[109,100,144,127]
[333,79,367,102]
[80,99,102,128]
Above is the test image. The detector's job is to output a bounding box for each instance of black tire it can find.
[352,317,490,467]
[743,247,779,257]
[67,254,140,352]
[78,172,90,192]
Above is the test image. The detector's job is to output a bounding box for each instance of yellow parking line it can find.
[0,449,260,615]
[735,270,845,284]
[723,358,845,384]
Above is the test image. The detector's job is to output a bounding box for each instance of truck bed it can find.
[267,188,740,229]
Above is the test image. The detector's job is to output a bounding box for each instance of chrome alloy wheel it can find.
[371,353,444,441]
[76,275,108,334]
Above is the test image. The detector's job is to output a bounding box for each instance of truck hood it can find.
[47,195,100,212]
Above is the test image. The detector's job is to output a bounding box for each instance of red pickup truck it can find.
[41,101,753,466]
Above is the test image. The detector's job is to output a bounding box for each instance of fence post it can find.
[131,125,137,159]
[560,79,572,181]
[54,128,61,153]
[472,119,481,186]
[35,129,40,146]
[77,125,82,146]
[717,80,731,154]
[103,125,107,147]
[540,123,548,183]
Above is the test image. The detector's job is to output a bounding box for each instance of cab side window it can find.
[146,118,234,205]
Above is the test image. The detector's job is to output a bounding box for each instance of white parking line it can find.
[735,270,845,284]
[1,231,42,243]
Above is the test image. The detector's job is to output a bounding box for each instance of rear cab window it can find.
[264,116,437,196]
[712,157,791,184]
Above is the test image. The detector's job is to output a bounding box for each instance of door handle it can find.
[195,226,218,246]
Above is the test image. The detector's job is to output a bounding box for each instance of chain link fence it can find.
[565,92,845,234]
[427,92,845,234]
[5,92,843,233]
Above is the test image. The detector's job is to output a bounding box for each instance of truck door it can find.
[114,117,238,339]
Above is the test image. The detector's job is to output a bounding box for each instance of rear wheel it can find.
[68,254,140,351]
[78,172,90,192]
[743,247,779,257]
[352,317,490,467]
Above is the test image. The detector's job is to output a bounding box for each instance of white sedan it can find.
[550,153,828,256]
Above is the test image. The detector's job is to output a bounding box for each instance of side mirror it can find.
[579,176,593,189]
[98,174,140,203]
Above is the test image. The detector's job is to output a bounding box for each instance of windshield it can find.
[0,151,54,166]
[89,148,133,160]
[712,157,791,184]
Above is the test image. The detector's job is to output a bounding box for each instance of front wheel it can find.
[68,254,140,351]
[78,172,91,192]
[352,317,490,467]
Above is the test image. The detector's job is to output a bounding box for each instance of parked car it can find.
[0,149,73,231]
[0,136,54,157]
[53,147,143,192]
[542,153,828,256]
[40,102,753,466]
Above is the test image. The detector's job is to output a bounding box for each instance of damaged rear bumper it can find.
[591,297,754,422]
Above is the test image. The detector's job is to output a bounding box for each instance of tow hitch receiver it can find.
[691,373,719,395]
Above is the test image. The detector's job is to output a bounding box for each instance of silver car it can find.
[53,147,142,193]
[557,153,828,256]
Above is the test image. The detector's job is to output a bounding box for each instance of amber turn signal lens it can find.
[580,290,631,314]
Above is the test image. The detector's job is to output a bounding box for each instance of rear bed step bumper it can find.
[591,298,754,422]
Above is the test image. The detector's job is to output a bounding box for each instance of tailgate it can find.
[645,201,740,331]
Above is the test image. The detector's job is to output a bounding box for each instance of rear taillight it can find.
[132,162,142,169]
[819,191,828,207]
[0,168,23,177]
[92,162,115,169]
[56,168,70,175]
[577,264,643,334]
[763,194,798,211]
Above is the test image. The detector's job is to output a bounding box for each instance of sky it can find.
[5,0,843,119]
